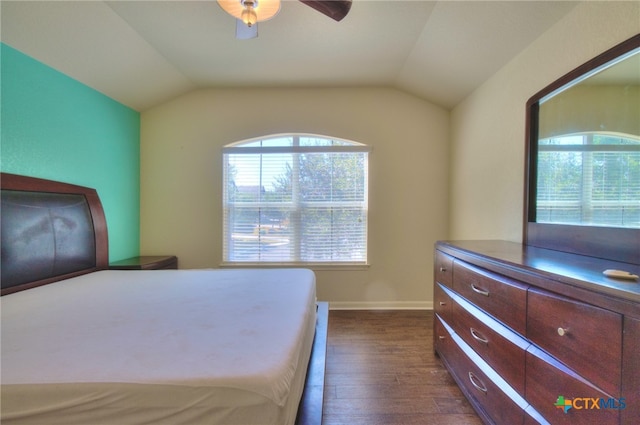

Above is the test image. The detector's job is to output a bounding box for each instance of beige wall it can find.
[449,1,640,241]
[141,1,639,308]
[540,85,640,139]
[141,87,449,308]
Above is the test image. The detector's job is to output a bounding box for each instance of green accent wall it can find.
[1,43,140,262]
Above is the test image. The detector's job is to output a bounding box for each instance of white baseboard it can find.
[328,301,433,310]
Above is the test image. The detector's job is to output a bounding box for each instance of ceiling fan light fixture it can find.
[218,0,281,27]
[241,3,257,26]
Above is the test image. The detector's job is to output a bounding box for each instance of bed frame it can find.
[1,173,108,295]
[1,172,328,425]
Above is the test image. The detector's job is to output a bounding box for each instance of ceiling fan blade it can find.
[299,0,352,22]
[236,19,258,39]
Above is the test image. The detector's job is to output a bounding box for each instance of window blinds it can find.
[536,134,640,228]
[223,135,369,264]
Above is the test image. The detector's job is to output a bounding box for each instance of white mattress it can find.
[1,268,317,425]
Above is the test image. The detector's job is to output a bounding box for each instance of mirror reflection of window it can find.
[535,48,640,230]
[536,133,640,228]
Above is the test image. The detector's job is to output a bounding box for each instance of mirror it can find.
[525,34,640,265]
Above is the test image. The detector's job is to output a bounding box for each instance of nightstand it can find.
[109,255,178,270]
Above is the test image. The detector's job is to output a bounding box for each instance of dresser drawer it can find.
[527,289,622,397]
[445,328,526,425]
[434,250,454,288]
[526,346,620,425]
[622,317,640,425]
[453,260,528,335]
[452,296,528,397]
[434,314,455,361]
[434,283,452,323]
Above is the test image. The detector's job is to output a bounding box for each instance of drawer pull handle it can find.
[438,335,446,340]
[468,372,487,394]
[470,283,490,297]
[439,301,447,306]
[439,267,447,272]
[557,327,569,337]
[470,328,489,344]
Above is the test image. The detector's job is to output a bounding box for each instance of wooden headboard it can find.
[1,173,108,295]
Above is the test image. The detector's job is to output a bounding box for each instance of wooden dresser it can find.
[434,240,640,425]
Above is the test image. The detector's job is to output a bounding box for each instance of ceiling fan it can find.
[218,0,352,39]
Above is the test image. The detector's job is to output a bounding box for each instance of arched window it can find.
[536,132,640,227]
[222,134,370,265]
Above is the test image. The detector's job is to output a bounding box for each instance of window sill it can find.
[219,262,370,271]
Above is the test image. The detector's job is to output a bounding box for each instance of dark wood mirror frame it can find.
[524,33,640,266]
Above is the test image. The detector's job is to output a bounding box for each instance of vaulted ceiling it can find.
[1,1,578,111]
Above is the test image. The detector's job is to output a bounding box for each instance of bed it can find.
[0,172,328,425]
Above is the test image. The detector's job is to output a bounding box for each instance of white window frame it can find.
[222,134,371,268]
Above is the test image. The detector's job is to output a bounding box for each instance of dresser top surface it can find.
[437,240,640,306]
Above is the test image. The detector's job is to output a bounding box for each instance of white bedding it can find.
[1,268,317,425]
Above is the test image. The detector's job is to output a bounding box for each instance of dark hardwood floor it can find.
[322,310,483,425]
